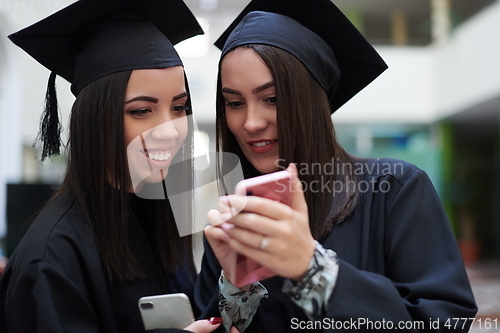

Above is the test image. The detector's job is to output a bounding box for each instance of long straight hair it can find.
[54,70,194,281]
[216,45,359,240]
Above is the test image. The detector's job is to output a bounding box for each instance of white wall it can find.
[0,0,74,238]
[334,0,500,124]
[0,13,22,238]
[2,1,75,147]
[333,47,434,124]
[431,0,500,119]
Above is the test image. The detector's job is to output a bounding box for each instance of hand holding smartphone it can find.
[229,170,292,287]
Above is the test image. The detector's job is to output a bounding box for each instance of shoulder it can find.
[9,194,96,271]
[350,155,425,186]
[1,194,108,314]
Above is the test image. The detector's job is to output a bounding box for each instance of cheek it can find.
[270,112,278,127]
[123,118,134,147]
[124,119,148,148]
[225,113,242,139]
[177,118,189,145]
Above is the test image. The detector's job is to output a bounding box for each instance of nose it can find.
[149,116,179,141]
[243,104,268,134]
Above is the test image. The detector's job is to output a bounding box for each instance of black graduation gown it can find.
[0,194,210,333]
[195,157,478,332]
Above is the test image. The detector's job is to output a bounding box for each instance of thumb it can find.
[287,163,308,214]
[230,327,241,333]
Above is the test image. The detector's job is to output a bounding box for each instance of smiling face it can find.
[124,66,189,188]
[220,47,279,174]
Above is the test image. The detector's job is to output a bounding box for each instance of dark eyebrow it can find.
[172,92,188,102]
[221,81,275,96]
[252,81,275,94]
[221,87,241,95]
[125,92,188,104]
[125,96,158,104]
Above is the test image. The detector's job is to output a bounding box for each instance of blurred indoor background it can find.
[1,0,499,329]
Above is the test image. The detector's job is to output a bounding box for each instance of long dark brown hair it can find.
[216,45,359,240]
[53,70,194,281]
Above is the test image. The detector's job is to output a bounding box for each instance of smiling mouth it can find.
[250,140,276,147]
[143,150,172,161]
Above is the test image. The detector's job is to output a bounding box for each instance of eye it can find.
[172,105,190,114]
[264,96,276,104]
[226,101,244,109]
[128,108,151,117]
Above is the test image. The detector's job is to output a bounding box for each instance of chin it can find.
[142,168,168,183]
[130,166,168,193]
[253,161,280,174]
[245,148,281,174]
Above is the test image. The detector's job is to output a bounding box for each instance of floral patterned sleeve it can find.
[282,241,339,320]
[219,272,268,333]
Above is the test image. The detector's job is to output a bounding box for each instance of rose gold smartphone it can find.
[234,170,291,204]
[230,170,292,287]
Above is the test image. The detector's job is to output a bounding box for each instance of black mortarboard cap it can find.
[9,0,203,160]
[215,0,388,113]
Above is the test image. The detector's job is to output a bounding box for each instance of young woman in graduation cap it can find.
[0,0,225,332]
[200,0,478,332]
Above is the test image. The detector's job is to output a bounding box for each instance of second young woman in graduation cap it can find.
[199,0,478,332]
[0,0,224,332]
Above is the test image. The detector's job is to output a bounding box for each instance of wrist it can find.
[289,267,308,282]
[222,270,252,291]
[282,242,339,320]
[290,239,316,282]
[222,269,231,281]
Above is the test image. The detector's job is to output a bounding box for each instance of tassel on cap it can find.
[35,71,62,161]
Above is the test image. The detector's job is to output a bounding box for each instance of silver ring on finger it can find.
[259,236,269,250]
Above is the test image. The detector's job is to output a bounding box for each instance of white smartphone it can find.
[138,293,195,330]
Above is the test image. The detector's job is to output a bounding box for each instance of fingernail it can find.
[220,212,232,221]
[209,317,223,325]
[221,223,234,231]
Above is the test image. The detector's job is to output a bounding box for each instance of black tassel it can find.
[35,72,62,161]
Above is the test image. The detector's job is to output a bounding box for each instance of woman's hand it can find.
[184,317,222,332]
[204,210,237,282]
[220,163,315,281]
